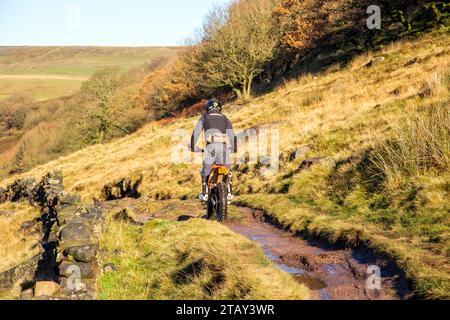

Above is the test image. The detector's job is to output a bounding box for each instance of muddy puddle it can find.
[100,198,412,300]
[226,207,412,300]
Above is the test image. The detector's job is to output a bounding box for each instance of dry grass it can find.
[0,201,41,272]
[2,31,448,200]
[371,100,449,189]
[1,30,449,298]
[99,207,308,300]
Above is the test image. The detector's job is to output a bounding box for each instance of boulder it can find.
[81,205,105,236]
[65,245,98,263]
[57,205,80,226]
[34,281,60,297]
[60,220,96,247]
[58,192,81,206]
[102,174,143,200]
[82,204,104,221]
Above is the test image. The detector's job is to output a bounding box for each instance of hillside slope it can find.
[1,31,449,298]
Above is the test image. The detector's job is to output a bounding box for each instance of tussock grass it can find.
[370,100,449,189]
[99,214,308,300]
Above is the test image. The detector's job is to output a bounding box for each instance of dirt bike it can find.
[206,163,231,222]
[192,147,231,222]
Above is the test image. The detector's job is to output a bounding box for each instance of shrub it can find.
[13,122,68,173]
[186,0,279,101]
[370,101,449,187]
[0,94,34,131]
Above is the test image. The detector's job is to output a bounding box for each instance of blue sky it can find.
[0,0,228,46]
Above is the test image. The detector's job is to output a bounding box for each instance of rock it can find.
[47,224,59,243]
[103,263,117,273]
[65,245,98,263]
[102,174,143,200]
[0,187,8,203]
[8,177,36,203]
[81,205,105,236]
[60,220,95,247]
[20,219,41,234]
[113,208,143,226]
[58,192,81,206]
[33,171,64,205]
[60,261,97,279]
[46,171,63,185]
[60,276,87,293]
[20,288,35,300]
[404,57,419,67]
[0,253,42,290]
[364,56,385,68]
[48,179,62,186]
[296,157,327,173]
[34,281,60,297]
[82,205,104,221]
[57,205,80,225]
[60,278,96,299]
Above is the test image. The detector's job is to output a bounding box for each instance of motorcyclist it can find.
[190,98,237,202]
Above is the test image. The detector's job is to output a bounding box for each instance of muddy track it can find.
[226,207,412,300]
[101,198,413,300]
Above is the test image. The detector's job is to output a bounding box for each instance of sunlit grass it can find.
[99,213,308,300]
[0,201,41,272]
[1,30,449,298]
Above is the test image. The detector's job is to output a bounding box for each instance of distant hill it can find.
[0,46,180,101]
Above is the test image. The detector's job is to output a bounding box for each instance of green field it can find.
[0,77,84,101]
[0,46,180,101]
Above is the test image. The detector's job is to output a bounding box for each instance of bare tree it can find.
[188,0,279,101]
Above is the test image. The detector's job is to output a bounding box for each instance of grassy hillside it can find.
[0,46,179,101]
[1,30,449,298]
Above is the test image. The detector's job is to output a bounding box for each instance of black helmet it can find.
[206,98,222,113]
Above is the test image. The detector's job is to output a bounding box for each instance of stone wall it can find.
[0,171,105,300]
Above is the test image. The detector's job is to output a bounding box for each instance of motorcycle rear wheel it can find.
[215,182,228,222]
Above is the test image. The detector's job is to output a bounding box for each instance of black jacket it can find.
[190,110,237,153]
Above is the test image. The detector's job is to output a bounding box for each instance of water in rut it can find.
[226,207,412,300]
[101,199,412,300]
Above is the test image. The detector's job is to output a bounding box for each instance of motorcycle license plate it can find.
[218,167,229,175]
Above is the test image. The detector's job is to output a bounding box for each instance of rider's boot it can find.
[227,179,233,202]
[199,182,209,202]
